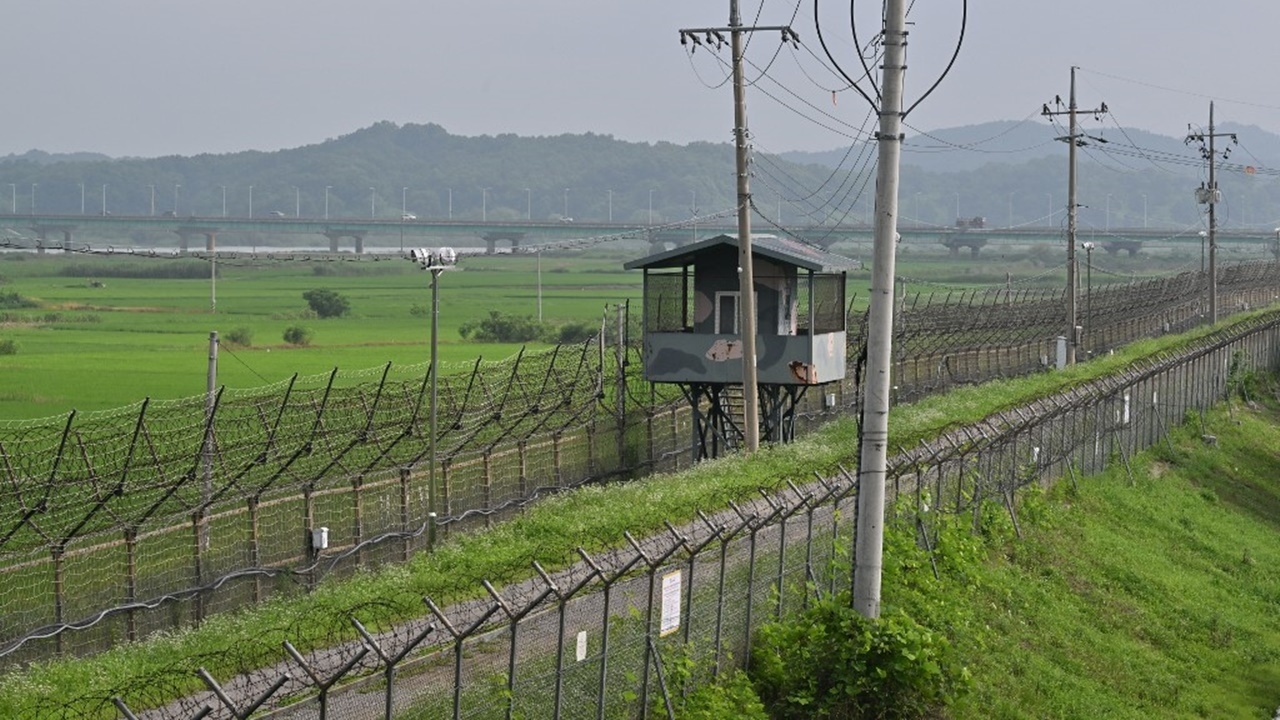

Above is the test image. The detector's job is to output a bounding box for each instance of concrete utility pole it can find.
[852,0,908,621]
[680,1,797,454]
[1042,67,1106,366]
[1186,102,1236,325]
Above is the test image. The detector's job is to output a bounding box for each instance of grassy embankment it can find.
[0,298,1274,717]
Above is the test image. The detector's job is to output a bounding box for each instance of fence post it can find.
[248,497,262,603]
[553,432,563,486]
[352,474,365,564]
[399,467,412,559]
[52,544,65,655]
[518,440,529,500]
[191,512,205,625]
[483,451,493,528]
[124,527,137,642]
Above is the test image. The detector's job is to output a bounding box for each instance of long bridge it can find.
[1,212,1275,257]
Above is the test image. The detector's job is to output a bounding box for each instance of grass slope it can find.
[928,397,1280,718]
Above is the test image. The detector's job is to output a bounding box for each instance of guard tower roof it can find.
[623,233,860,273]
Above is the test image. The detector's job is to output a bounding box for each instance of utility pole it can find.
[851,0,908,621]
[1186,102,1236,325]
[680,2,798,454]
[1042,67,1106,366]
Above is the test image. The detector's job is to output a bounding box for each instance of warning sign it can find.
[660,570,682,636]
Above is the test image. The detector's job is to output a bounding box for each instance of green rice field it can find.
[0,250,645,420]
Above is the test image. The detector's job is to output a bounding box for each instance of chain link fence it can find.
[44,308,1280,720]
[3,261,1280,669]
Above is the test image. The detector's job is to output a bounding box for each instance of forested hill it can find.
[5,119,1280,230]
[0,122,830,225]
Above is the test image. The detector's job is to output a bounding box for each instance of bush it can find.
[752,595,969,720]
[302,289,350,318]
[458,311,543,343]
[0,292,37,310]
[282,325,312,346]
[0,338,17,355]
[225,327,253,347]
[551,321,597,345]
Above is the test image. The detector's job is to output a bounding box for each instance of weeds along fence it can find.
[73,307,1280,720]
[2,260,1280,666]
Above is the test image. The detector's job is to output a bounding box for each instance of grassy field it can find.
[0,251,645,419]
[0,239,1206,421]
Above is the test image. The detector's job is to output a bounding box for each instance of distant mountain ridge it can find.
[0,149,114,165]
[5,119,1280,233]
[780,120,1280,175]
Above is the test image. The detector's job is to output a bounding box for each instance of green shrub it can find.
[459,310,543,342]
[549,321,597,345]
[0,338,17,355]
[302,289,350,318]
[225,327,253,347]
[752,594,969,720]
[676,670,768,720]
[282,325,312,346]
[0,292,37,309]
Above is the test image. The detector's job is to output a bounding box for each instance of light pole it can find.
[148,184,156,216]
[30,183,36,215]
[953,191,960,221]
[481,187,489,222]
[447,188,452,220]
[294,186,301,218]
[248,185,254,218]
[369,187,376,219]
[79,183,85,215]
[1081,241,1095,356]
[324,186,331,220]
[563,188,570,219]
[101,184,107,216]
[407,246,458,551]
[525,188,531,220]
[1141,193,1147,229]
[173,184,181,216]
[220,186,227,217]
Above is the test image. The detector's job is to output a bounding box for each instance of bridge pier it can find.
[204,232,216,253]
[481,231,526,255]
[323,232,366,254]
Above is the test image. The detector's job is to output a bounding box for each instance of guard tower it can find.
[624,234,856,460]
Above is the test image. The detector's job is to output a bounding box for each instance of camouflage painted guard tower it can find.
[624,234,856,460]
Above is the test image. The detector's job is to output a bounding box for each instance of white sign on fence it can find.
[660,570,682,636]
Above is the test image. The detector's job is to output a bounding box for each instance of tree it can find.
[303,289,350,318]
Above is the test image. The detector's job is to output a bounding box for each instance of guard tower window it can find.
[715,291,739,335]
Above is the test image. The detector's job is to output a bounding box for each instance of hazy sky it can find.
[5,1,1280,158]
